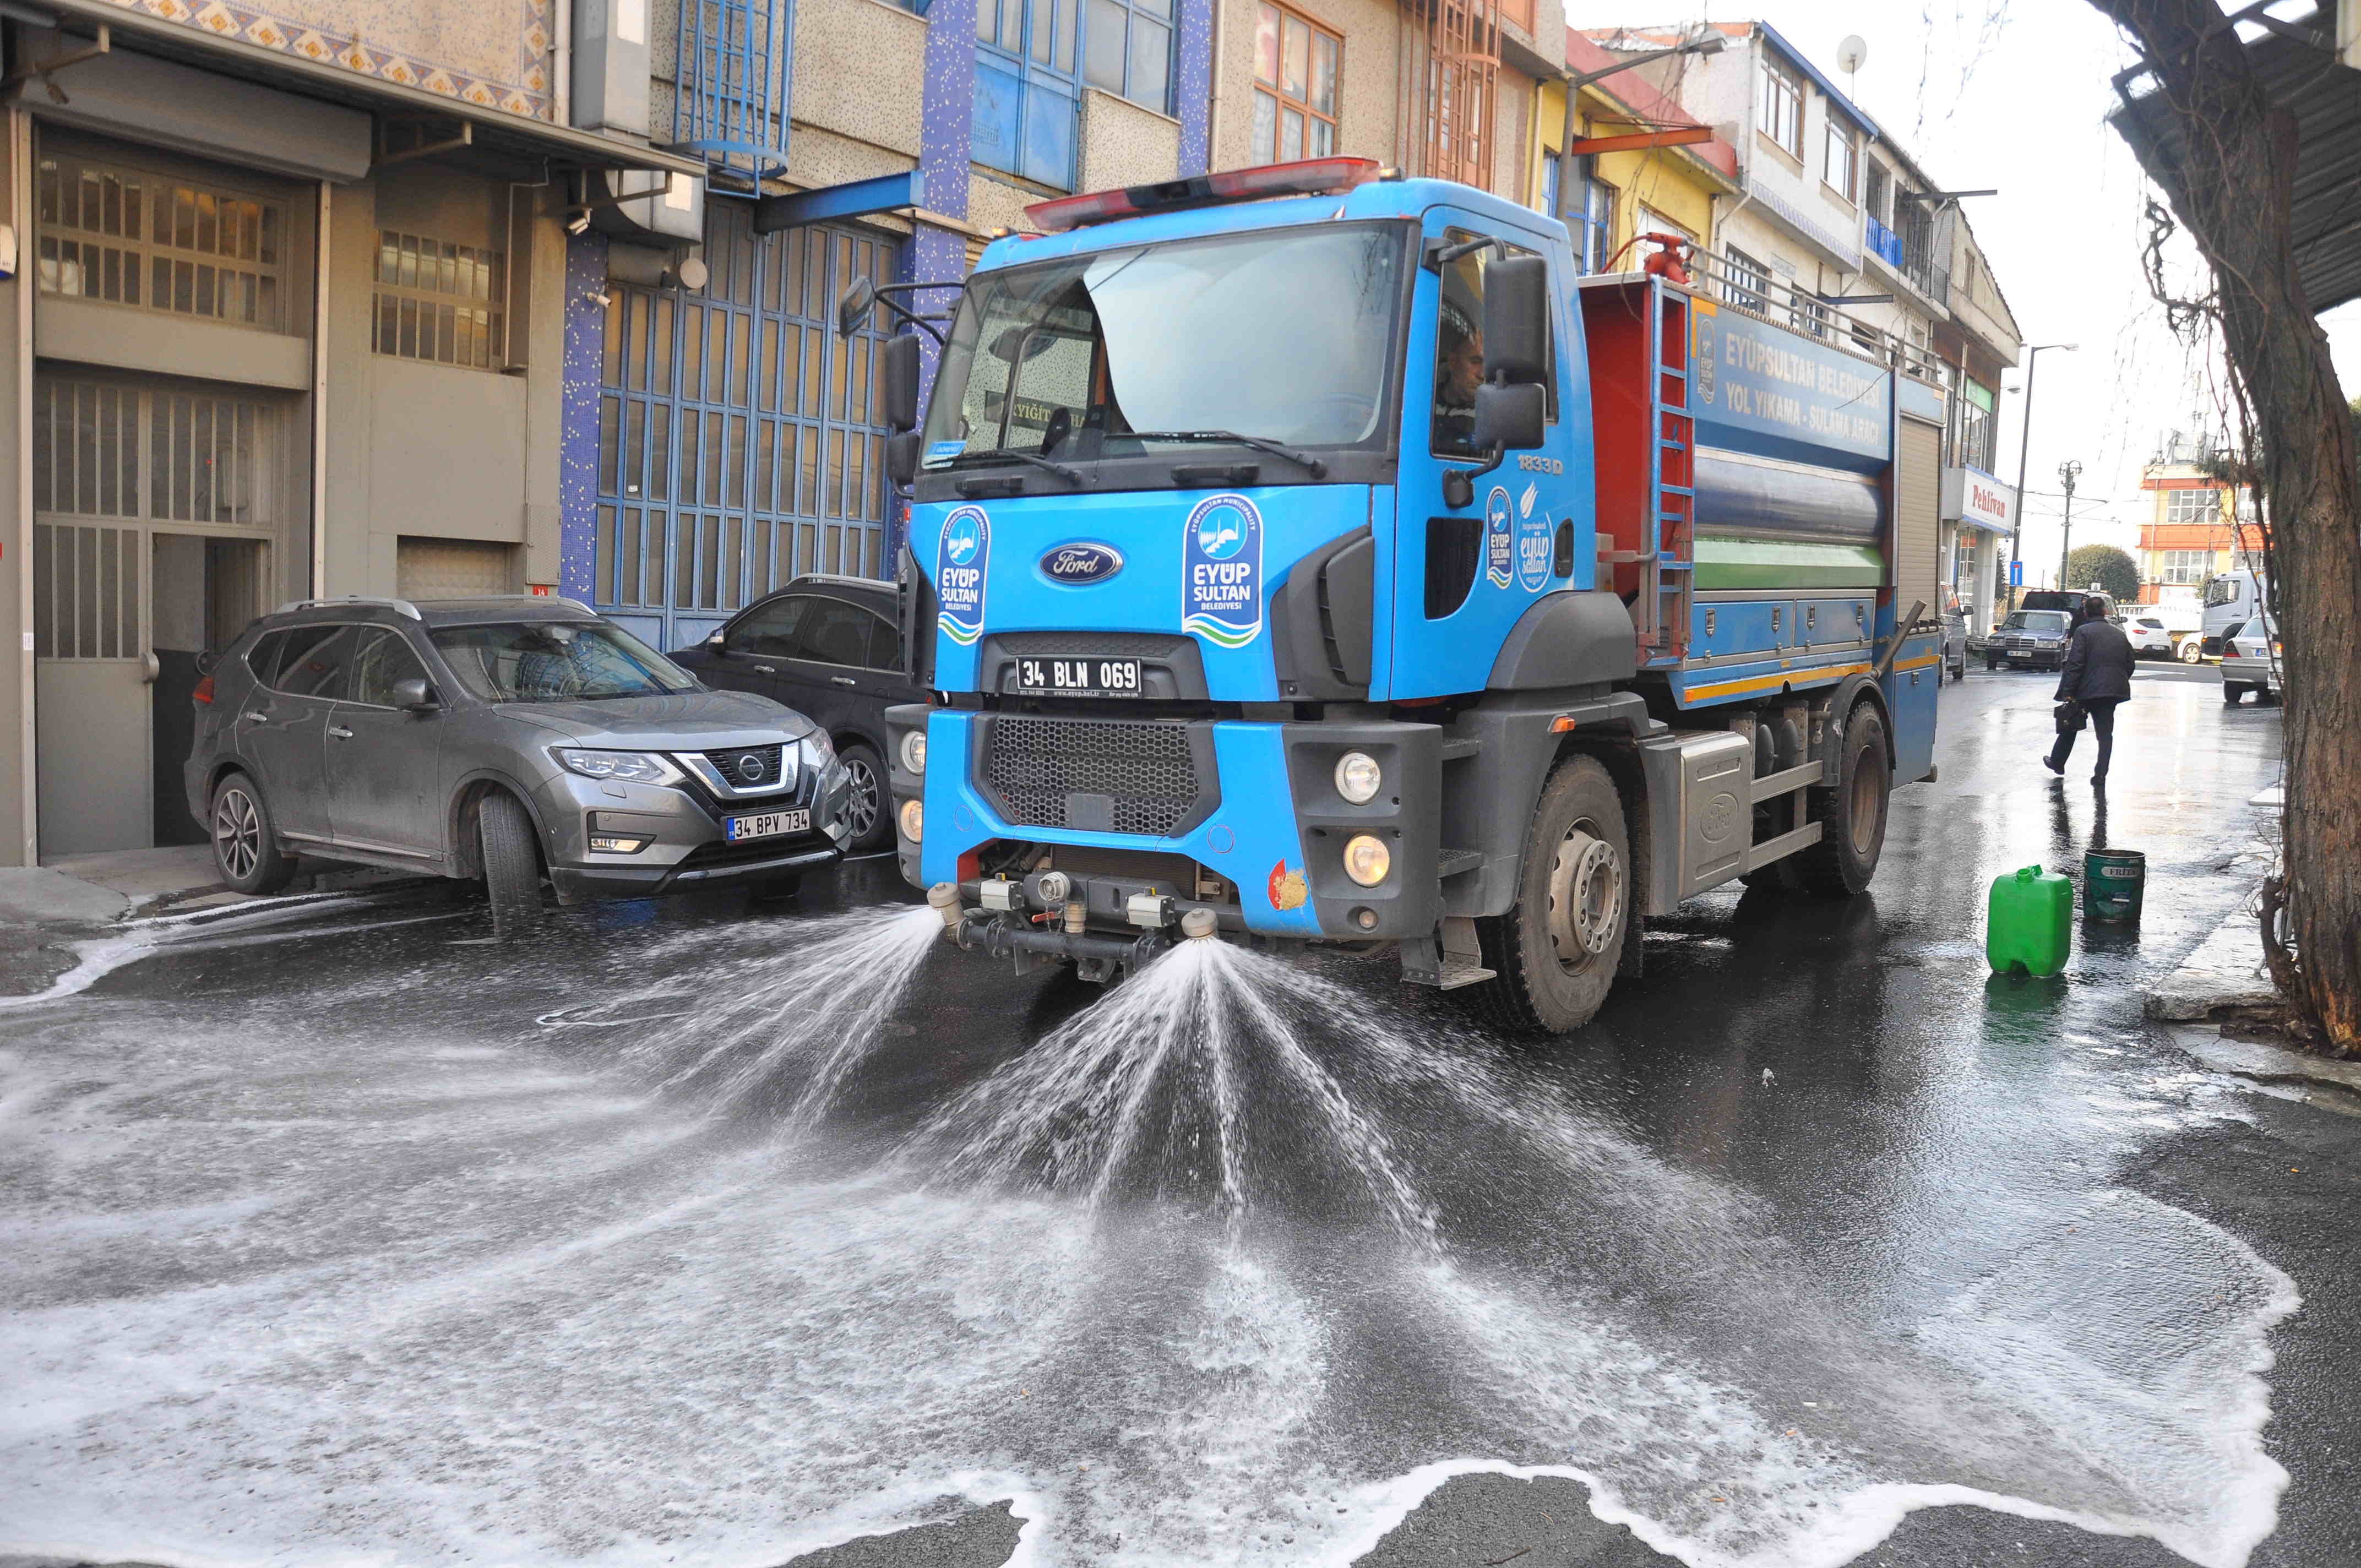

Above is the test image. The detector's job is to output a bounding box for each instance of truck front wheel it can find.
[1460,755,1629,1035]
[1792,703,1890,898]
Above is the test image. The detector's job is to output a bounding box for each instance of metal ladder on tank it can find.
[1644,281,1695,666]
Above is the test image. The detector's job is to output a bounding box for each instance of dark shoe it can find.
[2043,756,2065,776]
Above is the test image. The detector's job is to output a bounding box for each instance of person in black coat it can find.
[2046,600,2136,781]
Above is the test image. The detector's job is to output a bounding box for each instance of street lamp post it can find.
[1555,30,1726,254]
[2008,342,2078,610]
[2057,459,2083,590]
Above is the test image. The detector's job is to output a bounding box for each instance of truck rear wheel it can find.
[1792,703,1889,898]
[1459,755,1629,1035]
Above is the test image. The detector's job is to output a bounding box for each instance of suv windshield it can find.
[432,621,699,703]
[921,222,1407,473]
[2001,611,2071,633]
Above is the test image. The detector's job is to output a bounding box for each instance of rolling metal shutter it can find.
[396,536,516,600]
[1896,417,1943,624]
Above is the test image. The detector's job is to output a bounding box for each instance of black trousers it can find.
[2049,697,2123,777]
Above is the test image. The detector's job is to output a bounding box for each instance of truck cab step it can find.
[1437,847,1483,878]
[1434,956,1497,990]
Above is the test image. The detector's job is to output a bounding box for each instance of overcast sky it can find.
[1559,0,2360,584]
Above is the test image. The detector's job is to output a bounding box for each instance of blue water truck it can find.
[852,157,1944,1032]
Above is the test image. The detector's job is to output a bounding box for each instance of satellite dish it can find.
[1837,35,1868,75]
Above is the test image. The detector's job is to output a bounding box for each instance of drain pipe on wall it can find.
[554,0,572,127]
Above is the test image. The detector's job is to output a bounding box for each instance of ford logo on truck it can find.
[1041,542,1123,583]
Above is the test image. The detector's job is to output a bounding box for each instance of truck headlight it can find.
[899,798,924,842]
[553,748,682,786]
[900,729,928,774]
[1343,833,1391,886]
[1334,751,1382,804]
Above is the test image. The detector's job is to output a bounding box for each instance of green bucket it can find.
[2083,849,2146,923]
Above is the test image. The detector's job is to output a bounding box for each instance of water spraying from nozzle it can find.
[1180,907,1217,940]
[927,881,964,933]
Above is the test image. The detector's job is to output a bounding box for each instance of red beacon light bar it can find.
[1023,157,1386,235]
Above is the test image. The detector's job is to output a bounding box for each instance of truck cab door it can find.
[1386,209,1590,700]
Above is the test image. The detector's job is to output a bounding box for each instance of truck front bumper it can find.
[884,705,1441,940]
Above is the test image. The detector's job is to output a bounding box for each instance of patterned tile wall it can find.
[93,0,557,120]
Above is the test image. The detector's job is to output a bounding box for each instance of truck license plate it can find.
[1015,656,1141,696]
[725,808,809,842]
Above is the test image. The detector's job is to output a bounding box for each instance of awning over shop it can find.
[41,0,703,179]
[2108,2,2361,314]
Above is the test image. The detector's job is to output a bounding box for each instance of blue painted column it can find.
[894,0,980,562]
[1175,0,1215,177]
[558,228,610,603]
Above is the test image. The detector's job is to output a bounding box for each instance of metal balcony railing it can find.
[1683,244,1950,390]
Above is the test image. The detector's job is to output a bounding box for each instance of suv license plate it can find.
[1014,656,1141,696]
[725,808,809,842]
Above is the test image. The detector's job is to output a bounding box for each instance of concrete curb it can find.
[2173,1026,2361,1117]
[2146,894,2282,1022]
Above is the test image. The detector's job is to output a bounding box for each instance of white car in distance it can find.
[2221,623,2281,705]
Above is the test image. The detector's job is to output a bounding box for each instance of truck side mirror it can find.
[1473,381,1546,451]
[885,430,922,487]
[1481,255,1551,385]
[836,277,876,338]
[880,333,922,432]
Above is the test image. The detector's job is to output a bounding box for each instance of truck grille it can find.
[983,715,1205,837]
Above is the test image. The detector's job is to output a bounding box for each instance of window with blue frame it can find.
[976,0,1175,189]
[976,0,1082,189]
[1085,0,1173,112]
[1578,177,1615,273]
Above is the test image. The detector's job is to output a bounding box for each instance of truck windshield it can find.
[921,222,1407,473]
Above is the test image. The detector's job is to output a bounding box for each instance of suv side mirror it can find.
[391,677,438,712]
[1481,254,1551,385]
[1473,381,1546,451]
[880,333,922,432]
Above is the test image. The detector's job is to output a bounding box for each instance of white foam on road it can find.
[0,910,2301,1568]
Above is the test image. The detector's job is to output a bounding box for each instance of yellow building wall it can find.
[1528,80,1721,262]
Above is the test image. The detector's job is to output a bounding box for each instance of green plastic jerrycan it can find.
[1988,865,2072,977]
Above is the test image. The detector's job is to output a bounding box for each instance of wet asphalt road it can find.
[3,660,2356,1568]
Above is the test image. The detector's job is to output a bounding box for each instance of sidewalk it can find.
[0,845,422,927]
[2146,894,2280,1023]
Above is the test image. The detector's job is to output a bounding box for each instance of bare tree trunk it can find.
[2091,0,2361,1053]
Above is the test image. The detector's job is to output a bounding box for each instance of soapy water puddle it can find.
[0,899,2297,1567]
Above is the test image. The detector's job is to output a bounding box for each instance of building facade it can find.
[2135,444,2263,604]
[1526,28,1736,265]
[1,0,698,864]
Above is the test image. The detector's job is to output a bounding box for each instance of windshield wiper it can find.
[1127,429,1328,479]
[944,447,1085,485]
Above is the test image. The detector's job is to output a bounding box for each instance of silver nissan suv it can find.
[185,595,852,931]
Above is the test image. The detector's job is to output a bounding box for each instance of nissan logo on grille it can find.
[1041,542,1123,584]
[736,752,768,781]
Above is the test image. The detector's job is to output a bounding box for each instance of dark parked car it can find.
[1984,608,2076,671]
[186,596,851,933]
[671,574,921,853]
